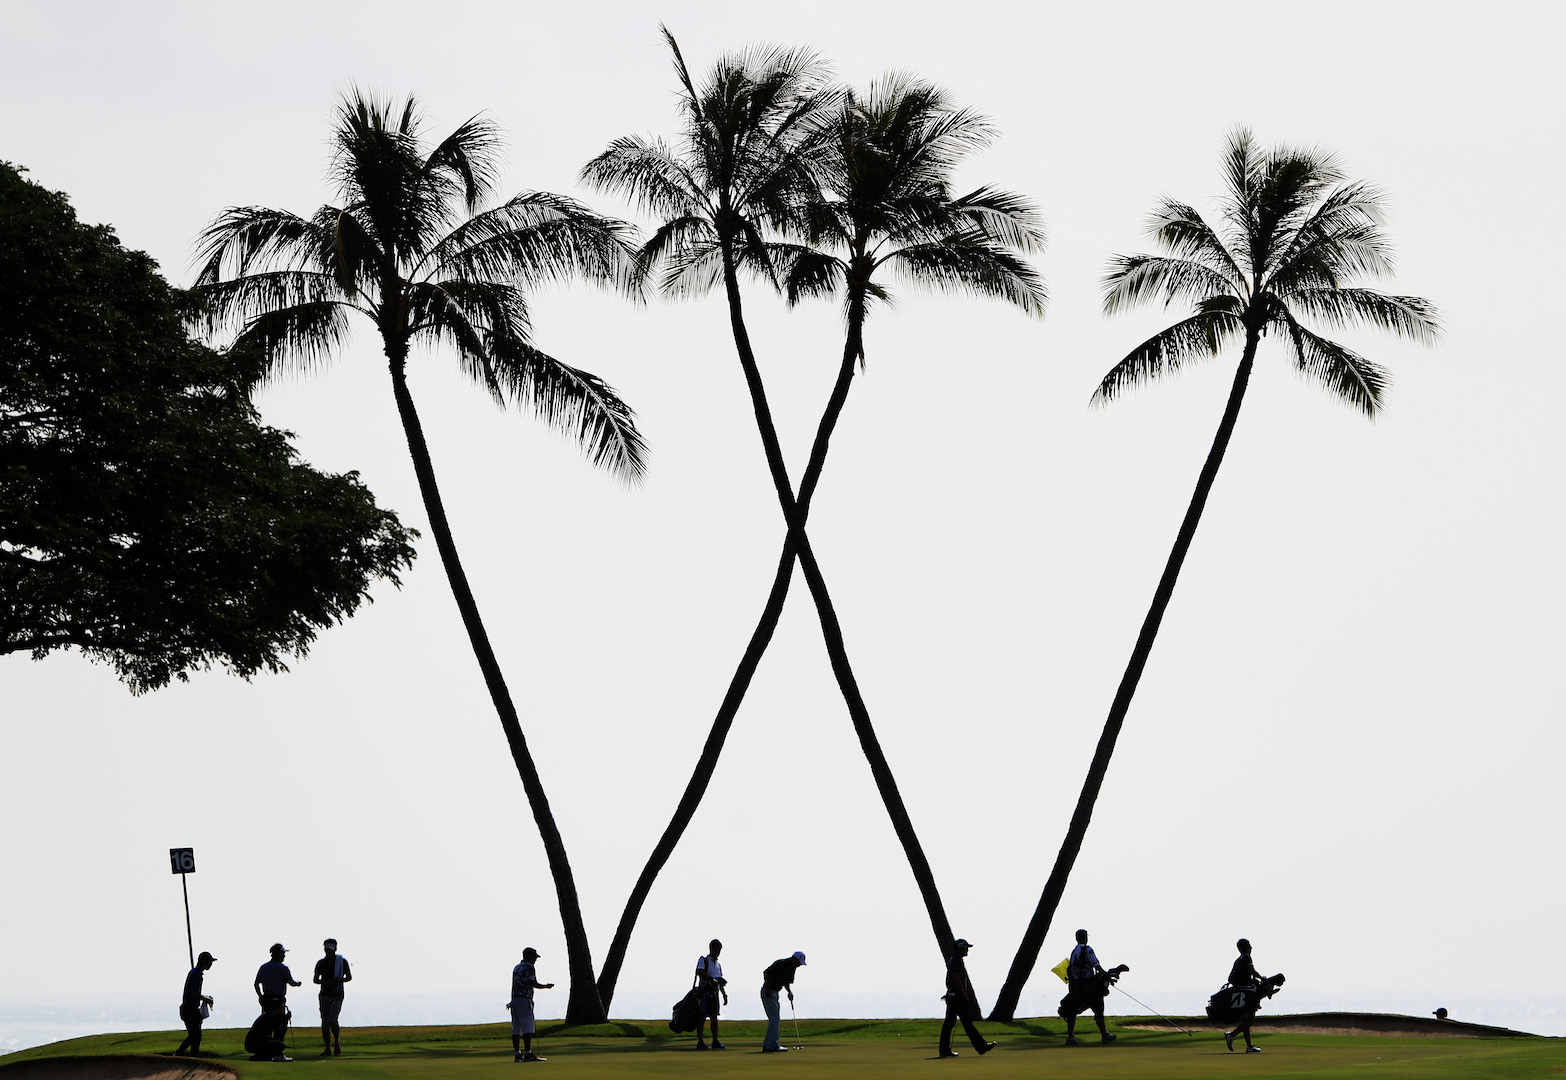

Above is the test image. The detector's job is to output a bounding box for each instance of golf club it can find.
[1111,983,1192,1036]
[789,997,803,1050]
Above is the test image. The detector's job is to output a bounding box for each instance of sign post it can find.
[169,847,196,968]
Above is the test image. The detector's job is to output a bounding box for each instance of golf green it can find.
[1,1018,1554,1080]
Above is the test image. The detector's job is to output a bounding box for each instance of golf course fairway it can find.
[1,1018,1554,1080]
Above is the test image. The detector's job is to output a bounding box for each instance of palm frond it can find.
[777,246,846,305]
[1091,311,1241,406]
[198,270,348,335]
[194,207,332,284]
[230,301,354,379]
[1283,287,1441,344]
[492,339,649,483]
[581,136,706,222]
[422,111,503,213]
[1277,315,1390,417]
[888,237,1047,316]
[949,186,1046,254]
[1147,199,1242,282]
[1102,254,1238,314]
[424,191,638,292]
[658,239,726,298]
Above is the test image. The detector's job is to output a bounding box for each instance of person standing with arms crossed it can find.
[314,938,353,1056]
[938,938,996,1058]
[174,951,216,1056]
[759,951,805,1053]
[694,939,728,1050]
[509,947,554,1062]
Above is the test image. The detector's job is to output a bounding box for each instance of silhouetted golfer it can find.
[248,943,300,1062]
[760,951,805,1052]
[175,951,216,1056]
[694,939,728,1050]
[313,937,352,1056]
[1058,929,1126,1045]
[938,938,996,1058]
[254,942,302,1008]
[509,947,554,1062]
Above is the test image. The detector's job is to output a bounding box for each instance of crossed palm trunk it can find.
[717,248,957,952]
[594,251,954,1008]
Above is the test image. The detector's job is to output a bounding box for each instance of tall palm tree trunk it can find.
[594,284,879,1007]
[718,252,958,953]
[593,537,796,1006]
[385,350,606,1025]
[989,330,1260,1021]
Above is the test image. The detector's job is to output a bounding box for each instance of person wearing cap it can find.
[509,947,555,1062]
[254,943,302,1007]
[314,938,353,1056]
[694,939,728,1050]
[1223,938,1263,1053]
[938,938,996,1058]
[759,951,805,1053]
[1058,929,1124,1046]
[249,944,301,1062]
[174,951,216,1056]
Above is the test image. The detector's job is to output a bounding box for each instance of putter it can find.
[789,998,804,1050]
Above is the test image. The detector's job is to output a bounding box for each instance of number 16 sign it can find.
[169,847,196,966]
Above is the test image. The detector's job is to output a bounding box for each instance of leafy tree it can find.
[194,93,645,1024]
[0,162,414,691]
[989,128,1439,1020]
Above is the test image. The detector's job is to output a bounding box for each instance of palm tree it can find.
[988,127,1439,1020]
[776,74,1046,971]
[195,90,645,1024]
[581,28,841,1009]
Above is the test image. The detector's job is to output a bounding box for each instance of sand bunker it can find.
[1123,1012,1535,1038]
[0,1056,236,1080]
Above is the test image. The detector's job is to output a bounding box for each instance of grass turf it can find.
[1,1018,1555,1080]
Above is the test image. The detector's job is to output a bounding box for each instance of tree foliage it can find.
[0,162,415,692]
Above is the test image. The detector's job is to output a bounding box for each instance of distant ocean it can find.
[3,990,1559,1054]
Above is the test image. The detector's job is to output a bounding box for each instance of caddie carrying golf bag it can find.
[669,985,706,1034]
[1204,973,1286,1024]
[244,997,291,1060]
[1058,964,1129,1018]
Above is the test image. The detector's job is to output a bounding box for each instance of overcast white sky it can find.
[3,0,1563,1052]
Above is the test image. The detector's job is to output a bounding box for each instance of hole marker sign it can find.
[169,848,196,874]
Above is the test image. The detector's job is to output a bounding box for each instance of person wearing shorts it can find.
[313,938,353,1056]
[694,939,728,1050]
[509,947,554,1062]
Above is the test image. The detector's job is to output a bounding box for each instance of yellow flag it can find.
[1051,957,1071,983]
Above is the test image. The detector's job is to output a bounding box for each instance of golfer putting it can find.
[760,951,806,1053]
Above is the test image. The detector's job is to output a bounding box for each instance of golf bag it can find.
[669,985,706,1034]
[244,998,291,1060]
[1058,964,1129,1017]
[1204,974,1285,1024]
